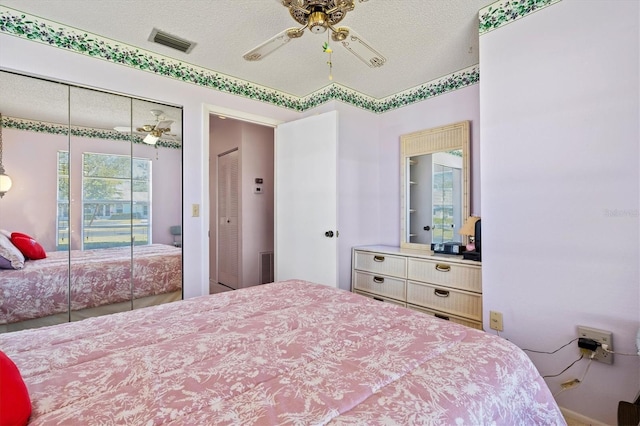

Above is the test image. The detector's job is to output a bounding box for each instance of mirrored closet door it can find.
[0,70,183,332]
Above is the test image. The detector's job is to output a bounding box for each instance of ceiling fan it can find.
[114,109,174,145]
[243,0,386,68]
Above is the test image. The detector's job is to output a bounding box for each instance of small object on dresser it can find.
[431,242,466,255]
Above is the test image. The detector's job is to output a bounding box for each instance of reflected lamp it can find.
[459,216,480,251]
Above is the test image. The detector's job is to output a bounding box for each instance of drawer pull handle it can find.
[435,313,450,321]
[373,276,385,284]
[434,289,450,297]
[435,263,451,272]
[373,255,385,262]
[373,297,384,302]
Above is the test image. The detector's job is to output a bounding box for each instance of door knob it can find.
[424,225,431,231]
[324,230,334,238]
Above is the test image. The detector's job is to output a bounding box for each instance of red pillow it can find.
[10,233,46,260]
[0,350,31,426]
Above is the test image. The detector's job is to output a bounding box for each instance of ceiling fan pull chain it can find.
[324,32,333,81]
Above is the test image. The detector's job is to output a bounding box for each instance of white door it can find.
[275,111,338,287]
[218,149,239,289]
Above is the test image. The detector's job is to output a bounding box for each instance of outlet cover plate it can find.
[489,311,503,331]
[577,326,613,364]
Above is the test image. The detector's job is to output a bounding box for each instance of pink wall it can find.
[241,123,275,287]
[480,1,639,423]
[0,128,181,251]
[209,116,274,291]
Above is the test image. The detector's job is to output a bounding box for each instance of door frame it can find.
[202,104,283,294]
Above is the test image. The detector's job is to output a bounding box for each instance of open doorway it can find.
[209,115,275,294]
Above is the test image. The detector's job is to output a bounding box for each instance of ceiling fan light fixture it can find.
[143,133,160,145]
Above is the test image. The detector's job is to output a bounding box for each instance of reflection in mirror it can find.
[401,121,470,251]
[0,71,71,330]
[0,70,183,332]
[131,99,183,310]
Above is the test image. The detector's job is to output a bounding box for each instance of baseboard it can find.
[560,407,607,425]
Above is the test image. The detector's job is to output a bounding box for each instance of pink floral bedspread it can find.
[0,244,182,324]
[1,280,565,425]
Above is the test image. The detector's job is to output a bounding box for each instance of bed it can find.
[0,244,182,331]
[0,279,565,425]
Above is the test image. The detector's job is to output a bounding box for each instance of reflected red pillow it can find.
[10,233,46,260]
[0,350,31,426]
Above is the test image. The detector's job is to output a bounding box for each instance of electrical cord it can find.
[553,356,594,398]
[542,354,584,378]
[523,338,578,355]
[601,344,639,356]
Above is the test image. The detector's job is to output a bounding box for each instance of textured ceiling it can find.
[0,0,494,99]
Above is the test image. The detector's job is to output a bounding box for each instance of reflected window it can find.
[57,151,70,250]
[431,150,463,244]
[56,152,152,249]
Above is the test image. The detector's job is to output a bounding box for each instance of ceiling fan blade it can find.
[113,126,133,133]
[333,26,386,68]
[154,119,174,131]
[243,27,304,61]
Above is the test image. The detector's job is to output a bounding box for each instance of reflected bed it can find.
[1,279,565,425]
[0,243,182,331]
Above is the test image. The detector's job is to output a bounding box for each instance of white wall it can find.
[480,1,639,423]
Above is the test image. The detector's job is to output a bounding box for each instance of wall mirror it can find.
[400,121,470,251]
[0,70,183,332]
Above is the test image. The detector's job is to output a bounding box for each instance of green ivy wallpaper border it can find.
[1,2,561,113]
[479,0,562,35]
[3,116,182,149]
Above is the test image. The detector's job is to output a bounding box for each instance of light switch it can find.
[192,204,200,217]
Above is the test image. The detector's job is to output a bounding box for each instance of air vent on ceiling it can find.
[149,28,195,54]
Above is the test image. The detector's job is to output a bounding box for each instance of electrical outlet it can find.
[577,326,613,364]
[489,311,503,331]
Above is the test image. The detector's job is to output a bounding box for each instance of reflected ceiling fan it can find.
[243,0,386,69]
[114,109,174,145]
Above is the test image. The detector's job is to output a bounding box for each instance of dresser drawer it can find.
[407,258,481,293]
[354,290,407,307]
[354,251,407,278]
[407,280,481,322]
[353,271,406,301]
[407,304,482,330]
